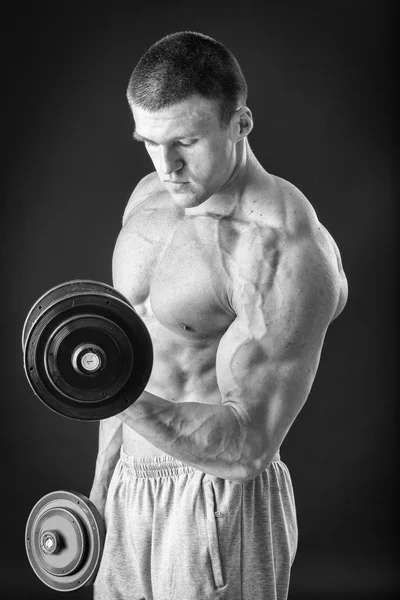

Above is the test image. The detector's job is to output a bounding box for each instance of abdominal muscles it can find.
[122,298,226,457]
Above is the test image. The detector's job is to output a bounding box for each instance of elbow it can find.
[235,434,282,482]
[242,457,273,482]
[225,404,279,483]
[227,453,276,484]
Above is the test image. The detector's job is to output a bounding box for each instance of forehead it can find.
[132,96,221,140]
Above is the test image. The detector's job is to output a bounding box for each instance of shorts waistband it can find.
[120,448,195,478]
[120,447,281,479]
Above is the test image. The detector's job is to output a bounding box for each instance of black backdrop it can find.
[2,2,398,598]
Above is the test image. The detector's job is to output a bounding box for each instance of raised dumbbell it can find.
[22,279,153,420]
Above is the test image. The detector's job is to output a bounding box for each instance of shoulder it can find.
[240,173,318,234]
[271,175,348,319]
[232,173,348,322]
[121,172,166,226]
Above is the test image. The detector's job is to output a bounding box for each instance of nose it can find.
[159,145,183,175]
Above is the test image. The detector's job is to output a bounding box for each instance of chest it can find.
[114,212,236,340]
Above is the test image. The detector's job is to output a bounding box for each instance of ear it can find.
[235,106,253,140]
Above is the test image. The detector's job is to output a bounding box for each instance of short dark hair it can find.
[127,31,248,125]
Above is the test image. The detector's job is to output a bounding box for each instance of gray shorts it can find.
[94,449,297,600]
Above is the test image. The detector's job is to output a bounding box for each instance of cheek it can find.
[195,142,230,173]
[214,137,233,162]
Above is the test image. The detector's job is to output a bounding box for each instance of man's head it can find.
[128,32,253,209]
[127,31,247,126]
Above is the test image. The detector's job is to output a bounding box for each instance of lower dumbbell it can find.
[25,490,105,591]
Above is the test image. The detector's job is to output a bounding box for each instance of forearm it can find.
[117,391,253,482]
[90,416,123,498]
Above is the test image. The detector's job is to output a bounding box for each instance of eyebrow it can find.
[132,131,153,143]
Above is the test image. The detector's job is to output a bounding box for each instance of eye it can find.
[176,140,198,148]
[145,140,158,148]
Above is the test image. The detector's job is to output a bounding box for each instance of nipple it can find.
[179,322,194,332]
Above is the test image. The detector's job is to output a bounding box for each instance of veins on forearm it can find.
[118,393,247,479]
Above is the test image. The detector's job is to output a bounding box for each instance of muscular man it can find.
[90,31,348,600]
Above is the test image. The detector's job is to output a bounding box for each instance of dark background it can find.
[2,1,398,598]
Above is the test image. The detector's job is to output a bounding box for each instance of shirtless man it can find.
[90,32,348,600]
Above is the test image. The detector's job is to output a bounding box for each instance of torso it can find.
[113,168,347,457]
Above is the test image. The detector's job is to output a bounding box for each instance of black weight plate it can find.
[25,490,105,592]
[23,283,153,420]
[22,280,132,351]
[44,315,133,401]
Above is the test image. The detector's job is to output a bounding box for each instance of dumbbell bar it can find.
[26,491,105,592]
[22,280,153,420]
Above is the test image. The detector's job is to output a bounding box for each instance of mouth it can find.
[165,181,189,185]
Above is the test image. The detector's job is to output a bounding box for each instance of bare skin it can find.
[90,96,348,517]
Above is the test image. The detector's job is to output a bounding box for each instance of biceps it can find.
[216,321,267,400]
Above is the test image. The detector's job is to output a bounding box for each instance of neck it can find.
[222,138,256,193]
[186,139,262,217]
